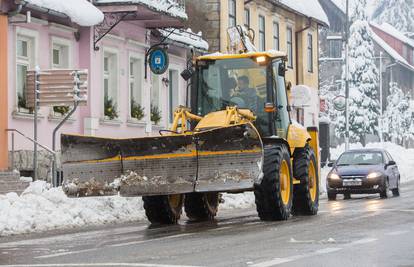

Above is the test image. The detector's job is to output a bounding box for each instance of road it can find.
[1,182,414,267]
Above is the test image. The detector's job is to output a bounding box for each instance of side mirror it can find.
[327,161,335,167]
[278,63,286,77]
[388,160,396,166]
[181,68,194,81]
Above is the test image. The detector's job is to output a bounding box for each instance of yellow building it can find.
[194,0,329,125]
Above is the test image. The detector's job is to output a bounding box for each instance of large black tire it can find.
[254,144,293,221]
[380,178,389,199]
[292,145,319,215]
[392,176,400,197]
[142,194,184,224]
[184,192,219,221]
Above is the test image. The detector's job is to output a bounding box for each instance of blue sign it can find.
[149,47,169,75]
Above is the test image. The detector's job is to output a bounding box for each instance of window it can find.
[328,39,342,58]
[129,56,144,121]
[51,38,70,69]
[244,8,250,29]
[16,34,35,113]
[287,27,293,68]
[259,15,266,51]
[103,51,118,120]
[307,33,313,72]
[168,69,179,123]
[228,0,236,27]
[273,21,279,50]
[151,74,161,124]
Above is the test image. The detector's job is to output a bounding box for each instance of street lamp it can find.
[344,0,350,151]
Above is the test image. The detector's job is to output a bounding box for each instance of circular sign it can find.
[333,95,346,111]
[149,47,169,75]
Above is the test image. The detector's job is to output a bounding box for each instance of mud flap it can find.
[61,123,263,197]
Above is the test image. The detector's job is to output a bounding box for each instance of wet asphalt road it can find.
[1,181,414,267]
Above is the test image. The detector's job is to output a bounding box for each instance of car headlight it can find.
[367,172,382,179]
[328,173,341,180]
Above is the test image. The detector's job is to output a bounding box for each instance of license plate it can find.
[343,179,362,186]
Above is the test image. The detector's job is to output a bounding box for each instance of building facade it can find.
[2,0,204,180]
[188,0,328,127]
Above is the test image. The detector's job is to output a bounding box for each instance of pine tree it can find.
[373,0,414,33]
[335,0,380,145]
[383,82,412,144]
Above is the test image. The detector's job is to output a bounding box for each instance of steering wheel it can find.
[230,96,246,108]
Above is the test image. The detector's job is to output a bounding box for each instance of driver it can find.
[231,76,257,112]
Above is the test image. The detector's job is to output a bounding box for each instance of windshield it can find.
[195,57,268,133]
[336,152,384,166]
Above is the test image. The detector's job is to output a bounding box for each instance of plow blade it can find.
[61,123,263,197]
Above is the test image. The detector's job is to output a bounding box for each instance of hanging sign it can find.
[333,95,346,111]
[149,47,169,75]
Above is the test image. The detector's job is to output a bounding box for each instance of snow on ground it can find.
[1,142,412,236]
[25,0,104,26]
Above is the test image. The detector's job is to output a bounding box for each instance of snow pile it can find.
[279,0,329,26]
[159,28,209,51]
[24,0,104,26]
[220,192,255,210]
[96,0,187,19]
[0,181,145,236]
[321,142,414,193]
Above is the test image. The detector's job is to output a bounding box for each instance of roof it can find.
[370,22,414,48]
[21,0,104,26]
[95,0,187,19]
[158,28,209,51]
[370,26,414,72]
[276,0,330,26]
[198,50,287,61]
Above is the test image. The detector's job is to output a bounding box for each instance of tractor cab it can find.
[190,52,290,139]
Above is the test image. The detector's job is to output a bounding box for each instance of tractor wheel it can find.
[254,144,293,221]
[142,194,184,224]
[292,145,319,215]
[184,192,219,221]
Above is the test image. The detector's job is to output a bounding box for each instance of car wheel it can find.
[327,191,336,201]
[344,193,351,200]
[380,178,389,199]
[392,177,400,197]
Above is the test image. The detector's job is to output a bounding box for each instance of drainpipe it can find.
[295,17,312,85]
[7,1,22,17]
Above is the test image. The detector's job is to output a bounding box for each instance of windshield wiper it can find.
[337,164,350,166]
[356,163,375,165]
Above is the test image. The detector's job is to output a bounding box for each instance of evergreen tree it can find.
[335,0,380,145]
[383,82,412,144]
[373,0,414,33]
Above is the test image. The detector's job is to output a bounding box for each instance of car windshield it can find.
[336,151,384,166]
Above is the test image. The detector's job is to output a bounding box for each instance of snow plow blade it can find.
[61,124,263,197]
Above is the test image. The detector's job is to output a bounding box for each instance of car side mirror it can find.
[327,161,335,167]
[388,160,396,166]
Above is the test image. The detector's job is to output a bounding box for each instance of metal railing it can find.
[6,129,56,181]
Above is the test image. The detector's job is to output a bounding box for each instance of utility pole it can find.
[379,51,383,143]
[344,0,350,151]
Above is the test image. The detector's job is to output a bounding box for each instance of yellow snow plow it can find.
[62,24,320,224]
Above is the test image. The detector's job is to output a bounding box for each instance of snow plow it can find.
[61,27,320,224]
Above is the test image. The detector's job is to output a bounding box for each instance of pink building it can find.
[4,0,208,180]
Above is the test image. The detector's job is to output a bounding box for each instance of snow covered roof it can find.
[95,0,187,19]
[371,27,414,72]
[370,22,414,48]
[277,0,329,26]
[159,28,209,51]
[22,0,104,26]
[329,0,378,17]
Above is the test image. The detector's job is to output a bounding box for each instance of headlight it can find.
[329,173,341,180]
[367,172,382,179]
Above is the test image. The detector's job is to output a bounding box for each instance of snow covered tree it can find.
[373,0,414,33]
[335,0,380,145]
[383,82,413,144]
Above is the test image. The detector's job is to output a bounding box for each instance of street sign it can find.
[149,47,169,75]
[25,69,88,108]
[333,95,346,111]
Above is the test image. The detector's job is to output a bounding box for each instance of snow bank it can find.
[0,181,145,236]
[96,0,187,19]
[220,192,255,210]
[24,0,104,26]
[320,142,414,193]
